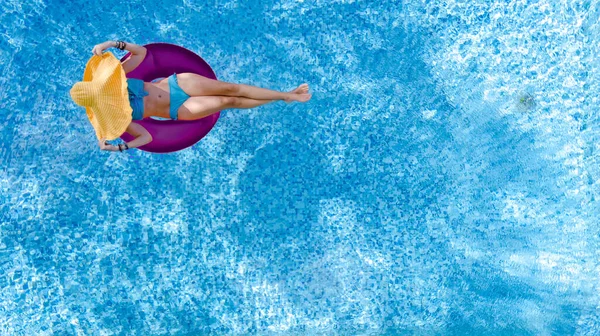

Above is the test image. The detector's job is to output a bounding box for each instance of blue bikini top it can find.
[126,78,148,120]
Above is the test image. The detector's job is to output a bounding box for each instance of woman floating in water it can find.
[69,40,311,152]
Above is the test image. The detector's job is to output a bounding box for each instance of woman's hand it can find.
[91,41,113,56]
[98,138,117,151]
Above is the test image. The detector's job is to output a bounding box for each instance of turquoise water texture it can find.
[2,0,600,334]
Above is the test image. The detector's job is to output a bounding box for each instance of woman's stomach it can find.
[142,81,171,119]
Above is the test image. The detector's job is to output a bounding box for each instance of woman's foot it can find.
[284,83,312,103]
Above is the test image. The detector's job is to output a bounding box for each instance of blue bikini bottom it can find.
[167,73,190,120]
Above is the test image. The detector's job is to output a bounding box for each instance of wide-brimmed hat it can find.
[70,52,132,140]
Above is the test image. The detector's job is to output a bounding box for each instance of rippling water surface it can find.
[2,0,600,334]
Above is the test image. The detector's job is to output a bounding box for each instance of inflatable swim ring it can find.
[119,43,220,153]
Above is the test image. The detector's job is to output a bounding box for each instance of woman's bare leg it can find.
[175,85,311,121]
[176,73,311,103]
[177,96,274,121]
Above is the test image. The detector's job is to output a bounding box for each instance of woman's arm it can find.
[123,122,152,149]
[98,123,152,152]
[92,40,147,74]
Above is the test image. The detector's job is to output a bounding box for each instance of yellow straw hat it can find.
[70,52,133,140]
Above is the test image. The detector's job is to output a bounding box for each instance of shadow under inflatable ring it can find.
[119,43,220,153]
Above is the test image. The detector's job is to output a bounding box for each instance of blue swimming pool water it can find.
[2,0,600,334]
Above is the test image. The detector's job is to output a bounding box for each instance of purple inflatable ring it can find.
[119,43,220,153]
